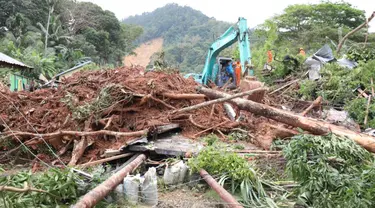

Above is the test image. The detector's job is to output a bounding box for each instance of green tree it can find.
[274,2,366,52]
[0,0,143,79]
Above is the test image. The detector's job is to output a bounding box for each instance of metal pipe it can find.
[199,169,243,208]
[43,61,92,87]
[73,154,146,208]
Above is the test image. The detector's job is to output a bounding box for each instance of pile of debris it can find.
[0,66,259,166]
[2,66,375,169]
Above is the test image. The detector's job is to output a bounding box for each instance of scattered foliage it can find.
[284,134,375,208]
[188,145,278,207]
[0,168,83,207]
[62,84,133,121]
[345,98,375,128]
[298,79,318,100]
[0,166,119,207]
[347,47,375,63]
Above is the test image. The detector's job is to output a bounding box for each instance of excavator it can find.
[185,17,264,103]
[185,17,253,87]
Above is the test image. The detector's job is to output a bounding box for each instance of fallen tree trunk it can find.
[199,169,243,208]
[172,87,267,114]
[73,154,146,208]
[199,87,375,152]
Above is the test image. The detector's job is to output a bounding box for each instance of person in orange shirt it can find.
[299,48,306,56]
[233,60,242,86]
[267,50,273,63]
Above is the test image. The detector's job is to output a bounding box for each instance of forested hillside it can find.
[123,4,232,73]
[0,0,143,78]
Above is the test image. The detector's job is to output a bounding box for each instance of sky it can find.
[80,0,374,32]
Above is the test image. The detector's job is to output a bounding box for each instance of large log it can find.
[199,87,375,152]
[199,169,243,208]
[73,154,146,208]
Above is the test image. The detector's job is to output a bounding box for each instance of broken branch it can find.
[77,153,133,168]
[337,11,375,54]
[150,95,176,109]
[301,96,322,116]
[194,120,229,137]
[371,78,374,97]
[4,129,148,139]
[269,79,300,95]
[162,93,206,100]
[0,182,57,198]
[364,95,372,126]
[141,94,176,109]
[189,115,207,129]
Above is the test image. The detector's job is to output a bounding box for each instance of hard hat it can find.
[299,48,304,50]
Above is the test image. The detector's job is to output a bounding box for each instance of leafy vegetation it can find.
[0,168,83,207]
[0,165,121,207]
[297,60,375,128]
[62,84,134,121]
[0,0,143,79]
[347,47,375,63]
[188,143,278,207]
[251,2,371,81]
[284,134,375,208]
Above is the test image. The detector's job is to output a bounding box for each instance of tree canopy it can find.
[0,0,143,78]
[272,2,367,52]
[251,2,372,71]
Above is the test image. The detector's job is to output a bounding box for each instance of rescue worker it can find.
[225,61,236,85]
[264,50,273,71]
[233,59,242,86]
[299,48,306,56]
[267,50,273,63]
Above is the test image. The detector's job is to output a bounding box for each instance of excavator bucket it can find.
[239,77,265,103]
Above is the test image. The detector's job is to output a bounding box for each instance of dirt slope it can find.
[124,38,163,67]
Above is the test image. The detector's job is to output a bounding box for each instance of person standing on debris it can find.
[234,59,242,86]
[299,48,306,56]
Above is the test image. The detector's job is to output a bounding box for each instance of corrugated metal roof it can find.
[0,52,32,69]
